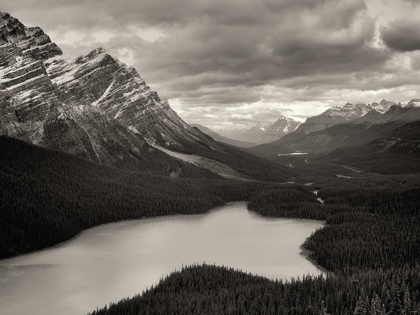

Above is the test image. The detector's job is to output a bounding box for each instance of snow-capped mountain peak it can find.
[284,100,399,137]
[217,116,300,144]
[406,99,420,108]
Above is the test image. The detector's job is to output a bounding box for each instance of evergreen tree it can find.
[371,294,385,315]
[354,290,369,315]
[402,286,412,315]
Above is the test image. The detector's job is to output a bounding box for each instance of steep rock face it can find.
[0,12,62,62]
[41,105,149,167]
[0,11,217,168]
[43,47,211,147]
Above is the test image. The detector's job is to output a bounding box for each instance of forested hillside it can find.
[0,136,295,258]
[91,264,420,315]
[90,171,420,315]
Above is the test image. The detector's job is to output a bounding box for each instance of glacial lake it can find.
[0,202,324,315]
[277,152,308,156]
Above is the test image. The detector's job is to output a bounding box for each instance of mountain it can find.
[406,99,420,108]
[267,103,420,173]
[278,100,397,144]
[218,115,300,144]
[352,104,410,125]
[190,124,256,148]
[273,105,420,153]
[0,11,224,170]
[323,117,420,174]
[0,11,300,183]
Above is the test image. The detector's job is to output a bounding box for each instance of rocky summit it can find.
[280,100,399,142]
[0,12,216,167]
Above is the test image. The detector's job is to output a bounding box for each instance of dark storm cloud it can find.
[3,0,386,88]
[380,18,420,52]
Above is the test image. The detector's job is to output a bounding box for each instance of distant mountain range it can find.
[246,99,420,174]
[275,99,419,151]
[195,100,420,164]
[279,99,400,143]
[216,115,301,144]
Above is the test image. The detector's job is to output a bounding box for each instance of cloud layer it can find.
[3,0,420,129]
[381,18,420,52]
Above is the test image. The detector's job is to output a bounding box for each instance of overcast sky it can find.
[3,0,420,129]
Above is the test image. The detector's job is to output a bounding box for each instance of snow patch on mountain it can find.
[218,115,300,144]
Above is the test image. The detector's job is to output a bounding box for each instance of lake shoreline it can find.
[299,245,330,275]
[0,202,326,315]
[0,201,235,262]
[248,208,329,274]
[1,201,326,264]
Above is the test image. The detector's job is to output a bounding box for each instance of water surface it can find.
[278,152,308,156]
[0,202,323,315]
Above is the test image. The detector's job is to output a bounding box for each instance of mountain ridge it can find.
[0,11,229,172]
[218,115,300,144]
[190,124,257,148]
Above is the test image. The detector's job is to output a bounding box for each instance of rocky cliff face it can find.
[0,11,215,167]
[264,116,300,142]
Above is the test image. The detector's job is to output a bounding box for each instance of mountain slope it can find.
[190,124,256,148]
[323,115,420,174]
[0,136,291,258]
[218,116,300,144]
[0,11,297,182]
[273,104,420,153]
[278,100,397,144]
[0,12,220,168]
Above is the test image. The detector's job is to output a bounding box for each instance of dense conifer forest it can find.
[89,161,420,314]
[91,264,420,315]
[0,136,294,258]
[2,136,420,314]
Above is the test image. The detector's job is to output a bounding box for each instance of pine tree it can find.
[354,290,369,315]
[371,294,385,315]
[389,284,402,315]
[320,300,327,315]
[402,286,412,315]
